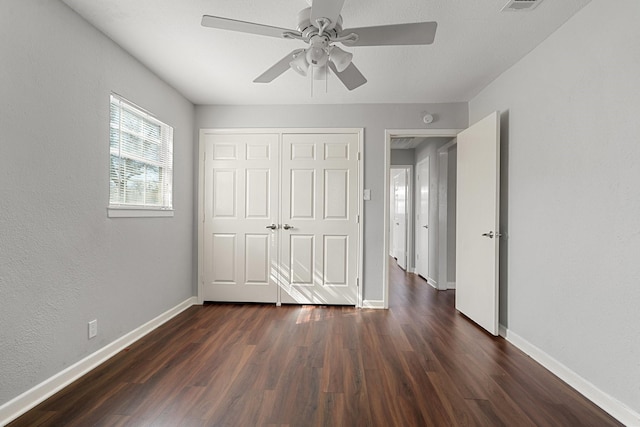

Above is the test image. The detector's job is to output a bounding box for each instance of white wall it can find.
[195,104,468,301]
[469,0,640,418]
[0,0,195,408]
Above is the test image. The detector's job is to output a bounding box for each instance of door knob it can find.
[423,225,428,229]
[283,224,294,230]
[482,231,502,238]
[266,224,278,230]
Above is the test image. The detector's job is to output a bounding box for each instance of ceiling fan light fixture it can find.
[328,46,353,72]
[289,51,309,76]
[306,45,328,67]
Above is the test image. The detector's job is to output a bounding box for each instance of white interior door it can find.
[455,111,500,335]
[202,133,279,303]
[416,158,430,279]
[389,178,396,257]
[391,169,407,269]
[280,133,360,305]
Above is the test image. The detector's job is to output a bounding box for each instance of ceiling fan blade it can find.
[341,22,437,46]
[329,62,367,91]
[254,49,305,83]
[201,15,300,39]
[310,0,346,27]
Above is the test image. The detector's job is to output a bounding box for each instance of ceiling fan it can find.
[201,0,437,91]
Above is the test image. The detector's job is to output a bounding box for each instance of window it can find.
[108,94,173,217]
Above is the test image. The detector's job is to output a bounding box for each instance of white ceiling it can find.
[61,0,590,105]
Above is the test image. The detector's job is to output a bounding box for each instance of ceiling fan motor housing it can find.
[297,7,343,41]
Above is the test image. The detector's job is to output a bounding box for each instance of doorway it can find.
[384,114,501,336]
[383,129,462,308]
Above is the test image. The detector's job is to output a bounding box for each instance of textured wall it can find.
[195,104,468,301]
[0,0,195,406]
[469,0,640,415]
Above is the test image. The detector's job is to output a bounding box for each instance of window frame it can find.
[107,94,174,218]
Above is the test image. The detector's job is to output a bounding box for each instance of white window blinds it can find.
[109,94,173,211]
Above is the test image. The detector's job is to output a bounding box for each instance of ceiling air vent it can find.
[501,0,543,12]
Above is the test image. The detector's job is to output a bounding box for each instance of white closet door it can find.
[202,133,279,303]
[280,133,359,305]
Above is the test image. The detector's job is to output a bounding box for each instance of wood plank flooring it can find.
[9,259,622,426]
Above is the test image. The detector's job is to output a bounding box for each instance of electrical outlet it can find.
[88,319,98,339]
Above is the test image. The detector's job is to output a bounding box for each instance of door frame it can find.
[383,129,462,309]
[436,139,458,290]
[198,128,364,307]
[389,165,413,271]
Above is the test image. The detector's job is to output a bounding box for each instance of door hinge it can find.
[357,214,360,223]
[356,278,359,288]
[358,152,361,161]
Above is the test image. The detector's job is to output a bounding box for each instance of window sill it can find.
[108,207,174,218]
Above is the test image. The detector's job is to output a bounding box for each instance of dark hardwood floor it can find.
[9,259,622,426]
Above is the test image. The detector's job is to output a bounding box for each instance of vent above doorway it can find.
[501,0,543,12]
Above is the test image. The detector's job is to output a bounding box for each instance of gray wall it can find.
[195,104,468,301]
[469,0,640,415]
[390,149,415,166]
[0,0,195,407]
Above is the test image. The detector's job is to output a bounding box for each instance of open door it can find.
[455,111,500,336]
[390,168,408,270]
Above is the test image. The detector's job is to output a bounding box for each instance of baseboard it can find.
[447,281,456,290]
[0,297,197,426]
[500,326,640,426]
[427,277,438,289]
[362,299,385,309]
